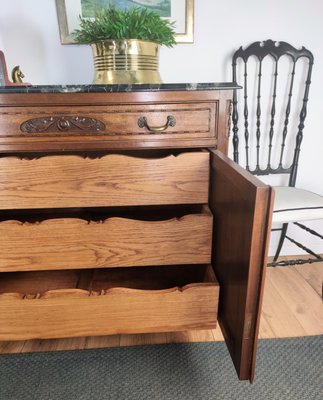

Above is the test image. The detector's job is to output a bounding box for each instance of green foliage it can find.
[73,5,176,47]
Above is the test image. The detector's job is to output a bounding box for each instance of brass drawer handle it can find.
[138,115,176,132]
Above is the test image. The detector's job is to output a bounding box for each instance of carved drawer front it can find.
[0,152,209,210]
[0,265,219,340]
[0,103,217,150]
[0,206,213,272]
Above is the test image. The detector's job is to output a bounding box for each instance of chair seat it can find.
[273,186,323,223]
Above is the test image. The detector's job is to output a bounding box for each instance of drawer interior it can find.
[0,204,209,223]
[0,264,217,297]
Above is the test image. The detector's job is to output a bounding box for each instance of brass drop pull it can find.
[138,115,176,132]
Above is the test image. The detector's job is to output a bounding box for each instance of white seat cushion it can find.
[273,186,323,223]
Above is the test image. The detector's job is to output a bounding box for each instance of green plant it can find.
[73,6,176,47]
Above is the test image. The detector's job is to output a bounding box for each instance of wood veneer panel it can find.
[0,208,212,272]
[0,152,209,209]
[209,149,273,381]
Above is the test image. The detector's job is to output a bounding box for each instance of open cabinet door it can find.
[209,149,274,382]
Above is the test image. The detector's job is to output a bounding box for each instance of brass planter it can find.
[91,39,162,84]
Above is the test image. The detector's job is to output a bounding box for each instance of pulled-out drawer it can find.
[0,151,209,209]
[0,206,212,272]
[0,265,219,340]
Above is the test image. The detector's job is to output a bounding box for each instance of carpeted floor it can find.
[0,336,322,400]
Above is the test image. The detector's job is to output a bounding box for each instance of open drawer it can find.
[0,205,212,272]
[0,265,219,340]
[0,151,209,210]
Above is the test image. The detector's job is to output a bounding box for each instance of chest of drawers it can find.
[0,83,273,381]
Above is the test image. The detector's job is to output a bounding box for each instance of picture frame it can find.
[55,0,194,44]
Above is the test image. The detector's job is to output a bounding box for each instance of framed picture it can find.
[55,0,194,44]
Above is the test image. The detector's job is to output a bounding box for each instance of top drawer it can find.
[0,103,217,151]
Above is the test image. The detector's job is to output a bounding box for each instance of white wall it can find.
[1,0,322,256]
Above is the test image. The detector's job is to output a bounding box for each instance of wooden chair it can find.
[231,39,323,266]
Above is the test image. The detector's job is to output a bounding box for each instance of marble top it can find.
[0,82,240,94]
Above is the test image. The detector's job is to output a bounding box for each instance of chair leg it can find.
[273,223,288,262]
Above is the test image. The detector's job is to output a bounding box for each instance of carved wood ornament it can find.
[20,116,106,133]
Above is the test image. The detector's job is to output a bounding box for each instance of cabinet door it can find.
[209,149,274,382]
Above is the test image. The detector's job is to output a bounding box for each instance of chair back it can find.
[232,40,313,186]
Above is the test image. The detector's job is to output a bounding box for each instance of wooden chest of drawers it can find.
[0,83,273,382]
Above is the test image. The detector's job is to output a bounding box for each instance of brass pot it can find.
[91,39,162,84]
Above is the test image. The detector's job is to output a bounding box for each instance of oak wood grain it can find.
[0,265,219,340]
[0,152,209,210]
[0,208,212,272]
